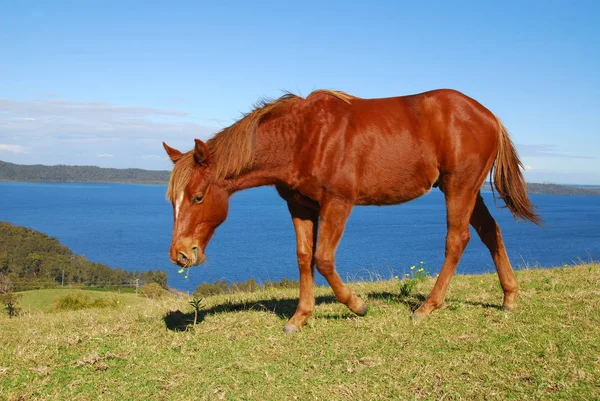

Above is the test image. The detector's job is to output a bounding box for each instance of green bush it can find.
[231,278,260,293]
[53,292,117,310]
[399,279,418,297]
[1,292,21,317]
[264,277,300,289]
[193,283,225,298]
[139,282,169,299]
[54,293,88,310]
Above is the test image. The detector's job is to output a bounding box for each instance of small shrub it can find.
[193,283,225,298]
[399,279,418,297]
[232,278,259,293]
[278,277,300,289]
[53,292,118,310]
[264,277,300,289]
[139,282,169,299]
[188,297,205,326]
[1,292,21,317]
[54,293,90,310]
[399,261,428,297]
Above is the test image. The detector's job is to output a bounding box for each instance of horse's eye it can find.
[192,195,204,205]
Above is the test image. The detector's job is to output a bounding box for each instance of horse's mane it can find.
[207,92,301,180]
[167,90,352,201]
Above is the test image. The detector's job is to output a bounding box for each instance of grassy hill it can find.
[1,264,598,400]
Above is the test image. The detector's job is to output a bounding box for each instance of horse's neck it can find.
[228,118,297,192]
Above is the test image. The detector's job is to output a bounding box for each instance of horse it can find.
[163,89,540,333]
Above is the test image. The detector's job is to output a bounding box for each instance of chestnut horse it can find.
[163,89,540,333]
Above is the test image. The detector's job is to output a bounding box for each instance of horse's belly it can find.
[355,159,439,206]
[356,183,433,206]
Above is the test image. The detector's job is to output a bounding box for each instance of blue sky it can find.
[1,1,598,184]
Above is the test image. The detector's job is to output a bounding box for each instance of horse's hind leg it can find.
[470,193,518,311]
[413,188,479,318]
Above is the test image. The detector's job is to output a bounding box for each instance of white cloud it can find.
[0,97,187,118]
[517,144,596,159]
[0,144,28,153]
[0,95,220,168]
[0,97,215,143]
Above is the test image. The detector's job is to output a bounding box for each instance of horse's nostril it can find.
[177,252,189,265]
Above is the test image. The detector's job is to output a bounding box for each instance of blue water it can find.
[1,182,598,292]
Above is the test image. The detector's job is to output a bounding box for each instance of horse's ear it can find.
[163,142,183,163]
[193,139,211,167]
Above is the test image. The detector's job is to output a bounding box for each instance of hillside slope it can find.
[0,222,167,290]
[1,264,598,400]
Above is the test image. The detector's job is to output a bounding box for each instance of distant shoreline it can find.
[2,160,599,196]
[0,179,167,185]
[0,160,170,185]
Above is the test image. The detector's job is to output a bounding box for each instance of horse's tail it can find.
[492,117,542,225]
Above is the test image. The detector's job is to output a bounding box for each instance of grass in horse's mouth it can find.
[178,265,193,279]
[177,248,200,279]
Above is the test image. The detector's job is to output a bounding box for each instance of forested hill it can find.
[482,182,600,196]
[1,160,599,195]
[0,160,169,184]
[0,222,167,291]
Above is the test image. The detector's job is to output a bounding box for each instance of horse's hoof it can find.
[282,323,299,334]
[353,298,368,316]
[411,311,428,321]
[502,304,517,312]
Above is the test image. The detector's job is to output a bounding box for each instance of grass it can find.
[16,288,142,312]
[1,264,599,400]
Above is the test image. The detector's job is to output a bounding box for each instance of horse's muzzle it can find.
[172,246,205,267]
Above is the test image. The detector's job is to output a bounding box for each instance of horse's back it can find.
[293,90,500,205]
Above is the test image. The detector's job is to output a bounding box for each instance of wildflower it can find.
[178,268,184,274]
[405,273,410,277]
[394,276,399,280]
[420,261,424,265]
[410,265,415,270]
[479,280,484,284]
[418,268,424,272]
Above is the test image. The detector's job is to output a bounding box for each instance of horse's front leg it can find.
[283,203,319,333]
[314,198,368,317]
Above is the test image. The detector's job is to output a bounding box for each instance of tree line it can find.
[0,222,167,291]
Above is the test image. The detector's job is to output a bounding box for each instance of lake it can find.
[1,182,598,292]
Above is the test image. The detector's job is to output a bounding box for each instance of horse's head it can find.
[163,139,229,268]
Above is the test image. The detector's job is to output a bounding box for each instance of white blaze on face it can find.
[175,191,184,220]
